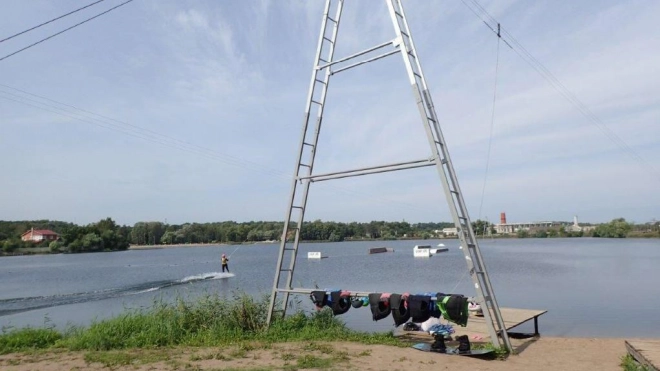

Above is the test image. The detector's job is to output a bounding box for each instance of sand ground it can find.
[0,337,634,371]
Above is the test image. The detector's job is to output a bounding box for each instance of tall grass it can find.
[0,292,402,354]
[621,354,651,371]
[0,328,61,354]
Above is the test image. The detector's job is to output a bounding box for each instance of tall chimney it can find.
[500,212,507,224]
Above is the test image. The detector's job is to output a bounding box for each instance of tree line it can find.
[514,218,656,238]
[0,218,129,254]
[0,218,454,254]
[1,217,657,255]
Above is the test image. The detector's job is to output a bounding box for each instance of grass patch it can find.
[229,348,248,358]
[621,354,650,371]
[83,349,170,367]
[190,351,218,361]
[295,354,334,369]
[0,328,62,354]
[302,342,334,354]
[333,350,350,361]
[473,342,508,359]
[2,292,407,356]
[281,352,295,361]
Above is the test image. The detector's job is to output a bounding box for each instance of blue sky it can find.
[1,0,658,226]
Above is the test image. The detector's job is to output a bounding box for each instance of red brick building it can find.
[21,228,59,242]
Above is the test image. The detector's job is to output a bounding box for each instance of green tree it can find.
[471,219,491,236]
[161,231,177,244]
[49,240,63,253]
[517,229,529,238]
[593,218,632,238]
[534,230,548,238]
[2,239,22,253]
[81,233,103,251]
[328,231,343,242]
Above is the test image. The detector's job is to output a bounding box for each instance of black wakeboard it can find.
[411,343,494,357]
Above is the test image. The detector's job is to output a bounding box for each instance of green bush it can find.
[49,240,63,253]
[593,218,632,238]
[3,293,403,353]
[0,328,62,354]
[2,238,24,253]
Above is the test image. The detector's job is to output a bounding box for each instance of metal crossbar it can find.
[276,288,476,302]
[267,0,512,352]
[299,158,435,182]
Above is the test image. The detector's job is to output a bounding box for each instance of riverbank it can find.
[0,337,633,370]
[0,293,647,370]
[128,242,229,250]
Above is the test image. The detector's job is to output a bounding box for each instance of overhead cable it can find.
[0,0,106,43]
[0,84,434,216]
[477,24,501,221]
[0,0,134,62]
[458,0,659,180]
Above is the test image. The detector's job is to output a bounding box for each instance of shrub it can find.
[0,328,62,354]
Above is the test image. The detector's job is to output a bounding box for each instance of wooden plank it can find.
[626,340,660,371]
[472,307,547,331]
[395,307,546,341]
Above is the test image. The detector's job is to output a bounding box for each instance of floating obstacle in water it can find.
[307,252,328,259]
[368,247,394,254]
[413,244,449,257]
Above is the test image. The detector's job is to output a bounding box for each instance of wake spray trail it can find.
[0,272,235,317]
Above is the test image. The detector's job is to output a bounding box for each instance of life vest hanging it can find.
[351,298,364,308]
[329,290,351,316]
[431,292,445,318]
[389,293,410,327]
[419,291,443,318]
[436,294,469,327]
[369,293,391,321]
[408,294,431,322]
[310,290,328,310]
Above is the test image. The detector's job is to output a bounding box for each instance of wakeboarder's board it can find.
[411,343,494,357]
[184,272,234,281]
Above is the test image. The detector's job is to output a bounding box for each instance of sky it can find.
[1,0,659,226]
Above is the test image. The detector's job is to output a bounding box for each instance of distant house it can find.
[21,228,59,242]
[442,227,458,236]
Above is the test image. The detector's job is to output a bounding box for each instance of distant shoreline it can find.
[129,242,231,250]
[128,240,281,250]
[127,238,446,250]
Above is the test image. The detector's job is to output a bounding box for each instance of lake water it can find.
[1,238,658,338]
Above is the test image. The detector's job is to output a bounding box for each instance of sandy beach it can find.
[0,337,634,370]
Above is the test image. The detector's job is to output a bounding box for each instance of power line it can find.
[0,0,106,43]
[458,0,659,180]
[478,25,501,221]
[0,0,134,62]
[457,0,512,49]
[0,88,287,180]
[0,84,436,216]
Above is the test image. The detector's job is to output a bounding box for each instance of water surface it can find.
[1,238,658,338]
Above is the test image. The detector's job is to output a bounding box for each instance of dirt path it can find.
[0,337,629,371]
